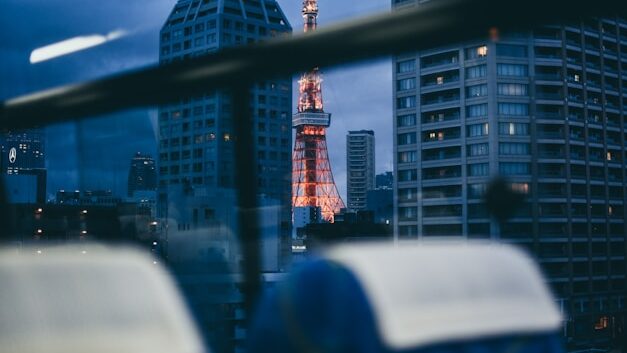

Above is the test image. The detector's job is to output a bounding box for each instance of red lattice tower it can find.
[292,0,345,222]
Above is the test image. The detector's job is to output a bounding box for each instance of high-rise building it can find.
[158,0,292,266]
[393,1,626,350]
[346,130,375,210]
[292,0,345,223]
[158,2,292,350]
[0,129,46,203]
[127,152,157,197]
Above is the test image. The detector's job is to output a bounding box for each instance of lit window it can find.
[594,316,609,330]
[436,76,444,85]
[429,132,436,139]
[574,74,580,82]
[510,183,530,194]
[477,45,488,57]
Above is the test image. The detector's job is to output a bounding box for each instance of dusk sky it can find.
[0,0,392,201]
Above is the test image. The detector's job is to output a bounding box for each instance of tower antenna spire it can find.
[292,0,345,222]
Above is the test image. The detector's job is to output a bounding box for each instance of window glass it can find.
[499,122,529,135]
[465,45,488,60]
[397,77,416,91]
[468,183,487,198]
[397,59,416,73]
[497,83,528,96]
[467,123,489,137]
[398,169,417,181]
[397,132,416,145]
[466,103,488,117]
[397,96,416,109]
[499,142,530,155]
[466,84,488,97]
[468,143,489,156]
[398,151,417,163]
[397,114,416,127]
[466,64,487,79]
[498,103,529,116]
[497,63,528,76]
[468,163,489,176]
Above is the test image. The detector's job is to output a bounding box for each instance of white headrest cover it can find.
[325,242,562,349]
[0,246,205,353]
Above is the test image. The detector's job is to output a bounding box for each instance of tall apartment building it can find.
[346,130,375,210]
[158,1,291,351]
[393,1,626,350]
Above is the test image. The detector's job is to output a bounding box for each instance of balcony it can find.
[422,127,461,143]
[421,89,460,106]
[535,73,562,81]
[421,70,460,87]
[536,93,563,101]
[421,108,460,124]
[421,51,459,70]
[422,148,461,161]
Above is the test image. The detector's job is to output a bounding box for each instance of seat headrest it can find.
[0,246,205,353]
[325,242,562,349]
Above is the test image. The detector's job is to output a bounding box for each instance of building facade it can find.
[0,130,46,203]
[346,130,375,210]
[158,0,292,268]
[127,152,157,197]
[158,2,291,351]
[375,171,394,189]
[393,0,626,350]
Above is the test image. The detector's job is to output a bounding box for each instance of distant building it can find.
[6,200,159,253]
[366,188,393,225]
[165,186,281,272]
[56,190,121,206]
[299,209,392,251]
[346,130,375,210]
[293,206,322,236]
[375,171,394,189]
[127,152,157,197]
[0,130,46,203]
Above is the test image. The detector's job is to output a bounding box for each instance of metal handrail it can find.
[1,0,624,126]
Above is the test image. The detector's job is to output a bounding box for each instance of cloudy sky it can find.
[0,0,392,201]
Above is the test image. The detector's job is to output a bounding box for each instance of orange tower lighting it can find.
[292,0,345,222]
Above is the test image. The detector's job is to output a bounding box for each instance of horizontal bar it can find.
[1,0,624,127]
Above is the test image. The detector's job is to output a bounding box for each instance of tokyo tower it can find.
[292,0,345,222]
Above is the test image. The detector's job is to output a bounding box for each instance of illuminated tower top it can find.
[294,0,329,127]
[302,0,318,33]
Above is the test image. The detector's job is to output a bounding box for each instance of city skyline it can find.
[0,0,392,202]
[1,1,625,352]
